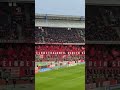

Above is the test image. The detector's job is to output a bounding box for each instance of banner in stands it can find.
[36,60,85,73]
[0,61,35,67]
[1,67,34,78]
[11,67,20,78]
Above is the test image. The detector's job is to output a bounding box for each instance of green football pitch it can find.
[35,64,85,90]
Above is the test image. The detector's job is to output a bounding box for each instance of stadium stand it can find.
[0,44,34,85]
[0,2,34,43]
[35,27,84,43]
[86,45,120,89]
[35,45,85,71]
[0,1,34,89]
[35,45,85,61]
[35,14,85,44]
[86,5,120,41]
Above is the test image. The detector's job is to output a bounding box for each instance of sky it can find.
[35,0,85,16]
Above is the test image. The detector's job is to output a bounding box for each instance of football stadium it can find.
[2,0,120,90]
[35,14,85,90]
[35,45,85,90]
[86,0,120,90]
[0,0,34,90]
[35,0,85,90]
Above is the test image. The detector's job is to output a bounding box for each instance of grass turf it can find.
[35,64,85,90]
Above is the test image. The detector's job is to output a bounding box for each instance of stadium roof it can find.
[35,14,85,28]
[86,0,120,5]
[35,14,85,21]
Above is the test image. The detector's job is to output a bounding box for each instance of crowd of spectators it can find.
[86,45,120,87]
[0,2,34,87]
[86,5,120,41]
[0,2,34,42]
[0,24,18,40]
[35,45,85,62]
[0,44,34,85]
[0,44,35,79]
[0,44,34,62]
[35,27,85,43]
